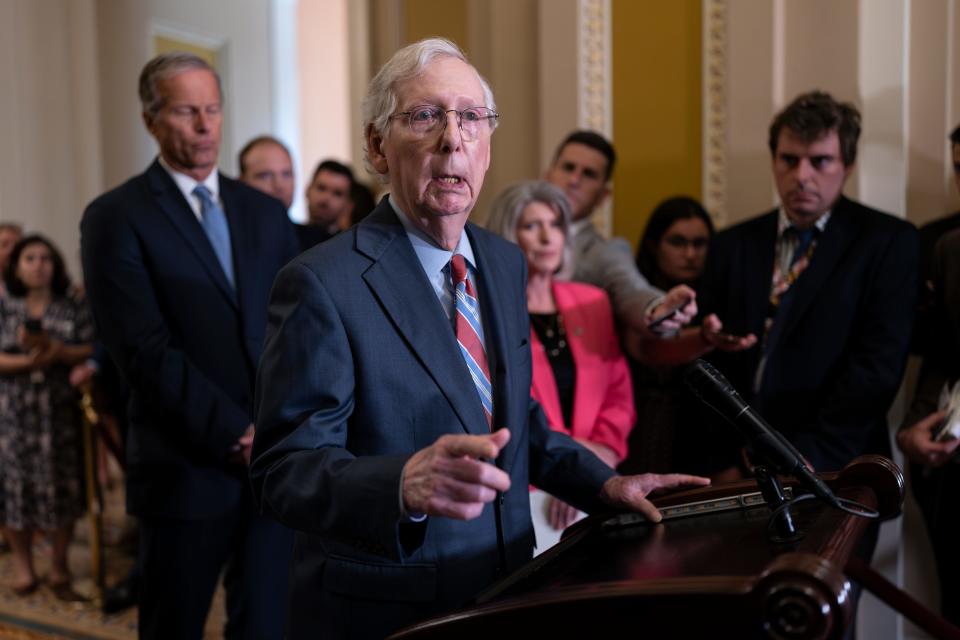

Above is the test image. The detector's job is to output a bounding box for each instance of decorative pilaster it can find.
[703,0,728,226]
[578,0,613,233]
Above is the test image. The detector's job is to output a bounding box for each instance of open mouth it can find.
[435,175,463,185]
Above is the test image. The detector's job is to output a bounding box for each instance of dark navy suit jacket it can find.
[699,196,917,472]
[81,159,299,519]
[251,201,615,639]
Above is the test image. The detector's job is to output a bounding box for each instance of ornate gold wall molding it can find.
[578,0,613,234]
[703,0,728,227]
[579,0,611,135]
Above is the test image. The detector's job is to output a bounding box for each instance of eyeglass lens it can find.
[407,106,495,139]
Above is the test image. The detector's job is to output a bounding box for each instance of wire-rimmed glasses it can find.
[390,105,499,141]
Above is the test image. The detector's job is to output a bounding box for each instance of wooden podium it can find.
[391,455,904,640]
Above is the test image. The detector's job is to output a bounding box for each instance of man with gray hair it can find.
[251,37,708,639]
[81,52,298,639]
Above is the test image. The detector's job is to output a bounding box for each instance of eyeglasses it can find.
[663,235,709,250]
[390,105,499,141]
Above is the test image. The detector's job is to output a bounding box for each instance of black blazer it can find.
[699,196,918,472]
[251,201,615,639]
[80,159,299,519]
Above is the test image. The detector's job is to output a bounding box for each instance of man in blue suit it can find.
[251,38,709,640]
[81,53,298,639]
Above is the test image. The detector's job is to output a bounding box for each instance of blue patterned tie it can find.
[193,185,235,288]
[789,226,817,266]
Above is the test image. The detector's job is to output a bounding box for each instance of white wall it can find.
[0,0,278,276]
[295,0,353,222]
[95,0,276,191]
[0,0,102,277]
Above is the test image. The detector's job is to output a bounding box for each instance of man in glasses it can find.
[251,38,709,639]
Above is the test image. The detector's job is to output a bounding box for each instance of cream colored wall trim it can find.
[578,0,610,134]
[702,0,728,227]
[578,0,613,235]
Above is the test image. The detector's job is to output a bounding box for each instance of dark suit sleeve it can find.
[512,254,616,511]
[81,199,251,459]
[793,224,918,470]
[905,232,960,428]
[251,260,410,560]
[528,399,616,512]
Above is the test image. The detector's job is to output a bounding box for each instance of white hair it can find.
[360,38,496,182]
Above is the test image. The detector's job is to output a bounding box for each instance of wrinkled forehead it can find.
[394,56,486,108]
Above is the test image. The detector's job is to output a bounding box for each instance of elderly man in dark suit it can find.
[81,52,298,639]
[250,37,708,640]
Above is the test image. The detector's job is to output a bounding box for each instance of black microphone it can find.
[684,359,840,508]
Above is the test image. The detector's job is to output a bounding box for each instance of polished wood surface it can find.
[391,455,902,640]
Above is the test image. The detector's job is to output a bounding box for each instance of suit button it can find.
[499,493,505,505]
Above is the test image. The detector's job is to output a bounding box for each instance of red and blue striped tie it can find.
[450,254,493,428]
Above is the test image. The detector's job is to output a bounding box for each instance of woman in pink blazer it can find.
[487,181,635,552]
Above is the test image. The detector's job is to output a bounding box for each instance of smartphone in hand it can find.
[712,331,745,345]
[647,297,691,329]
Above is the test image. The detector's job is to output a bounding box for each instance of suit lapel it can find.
[359,205,491,436]
[742,212,778,336]
[220,178,252,311]
[146,160,238,309]
[770,198,856,349]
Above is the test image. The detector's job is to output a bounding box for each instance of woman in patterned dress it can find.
[0,235,93,597]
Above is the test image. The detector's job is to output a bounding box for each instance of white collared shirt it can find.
[389,195,483,339]
[157,155,221,223]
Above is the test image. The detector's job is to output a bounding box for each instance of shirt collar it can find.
[777,207,831,237]
[157,155,220,202]
[571,217,594,237]
[389,194,478,275]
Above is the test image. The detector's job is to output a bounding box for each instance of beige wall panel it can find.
[781,1,859,100]
[909,0,953,225]
[856,0,905,217]
[471,0,541,224]
[0,0,99,277]
[723,0,776,225]
[538,0,581,172]
[298,0,353,180]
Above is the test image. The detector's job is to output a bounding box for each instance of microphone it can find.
[684,359,840,508]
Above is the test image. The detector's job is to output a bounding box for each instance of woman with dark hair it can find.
[620,197,752,477]
[636,197,714,291]
[0,235,94,599]
[488,181,635,552]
